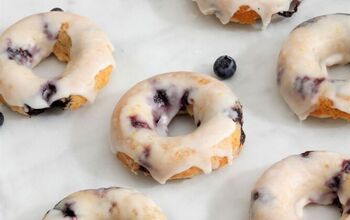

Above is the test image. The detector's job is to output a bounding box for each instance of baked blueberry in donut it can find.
[111,72,245,183]
[43,188,166,220]
[0,11,115,116]
[278,14,350,120]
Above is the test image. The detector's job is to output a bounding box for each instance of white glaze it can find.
[250,151,350,220]
[278,14,350,120]
[111,72,243,184]
[0,11,115,110]
[193,0,295,27]
[43,187,166,220]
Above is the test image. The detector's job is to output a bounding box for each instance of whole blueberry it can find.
[0,112,3,126]
[213,55,237,79]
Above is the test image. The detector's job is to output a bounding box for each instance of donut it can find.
[0,11,115,116]
[278,14,350,120]
[42,187,166,220]
[111,72,245,184]
[192,0,301,27]
[250,151,350,220]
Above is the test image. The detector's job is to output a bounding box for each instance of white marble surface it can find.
[1,0,350,219]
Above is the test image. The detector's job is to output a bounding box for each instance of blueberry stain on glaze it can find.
[42,82,57,102]
[7,47,33,65]
[50,98,70,109]
[129,115,151,129]
[24,104,46,116]
[61,203,77,218]
[326,173,342,191]
[252,191,260,201]
[153,89,169,108]
[277,0,300,17]
[301,151,313,158]
[231,104,243,125]
[294,76,325,99]
[342,160,350,173]
[0,112,4,126]
[251,189,272,203]
[277,68,284,85]
[43,23,57,40]
[180,90,190,111]
[138,146,152,172]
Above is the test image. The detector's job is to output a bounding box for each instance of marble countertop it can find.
[1,0,350,219]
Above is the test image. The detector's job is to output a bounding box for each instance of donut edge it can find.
[115,123,244,182]
[310,98,350,120]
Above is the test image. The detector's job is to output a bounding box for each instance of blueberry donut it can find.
[250,151,350,220]
[43,187,166,220]
[111,72,245,184]
[0,11,115,116]
[193,0,301,27]
[278,14,350,120]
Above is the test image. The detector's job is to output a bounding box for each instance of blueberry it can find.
[50,8,64,12]
[0,112,3,126]
[213,55,237,79]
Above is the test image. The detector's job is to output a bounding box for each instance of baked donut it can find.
[278,14,350,120]
[0,11,115,116]
[250,151,350,220]
[42,187,166,220]
[193,0,301,27]
[111,72,245,184]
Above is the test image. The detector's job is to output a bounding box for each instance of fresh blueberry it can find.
[50,7,64,12]
[0,112,4,126]
[213,55,237,79]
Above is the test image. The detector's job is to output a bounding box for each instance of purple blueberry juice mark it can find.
[240,129,246,145]
[129,116,151,129]
[277,68,284,85]
[301,151,313,158]
[138,146,152,172]
[7,47,33,65]
[229,103,243,125]
[43,23,57,40]
[42,82,57,102]
[50,98,70,109]
[342,160,350,173]
[251,189,272,203]
[24,104,46,116]
[0,112,3,126]
[294,76,325,100]
[252,191,260,201]
[277,0,300,17]
[61,203,76,218]
[326,173,342,191]
[5,39,40,66]
[153,89,169,108]
[180,90,190,110]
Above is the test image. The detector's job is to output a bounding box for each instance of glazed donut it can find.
[43,187,166,220]
[250,151,350,220]
[0,11,115,116]
[111,72,245,184]
[278,14,350,120]
[193,0,301,27]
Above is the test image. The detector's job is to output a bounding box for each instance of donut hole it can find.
[167,114,197,137]
[33,22,71,80]
[326,64,350,81]
[303,204,340,220]
[32,54,66,79]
